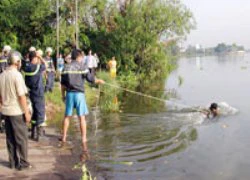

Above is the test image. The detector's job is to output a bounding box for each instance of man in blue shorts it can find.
[60,49,104,148]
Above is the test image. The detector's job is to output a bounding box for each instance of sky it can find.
[182,0,250,48]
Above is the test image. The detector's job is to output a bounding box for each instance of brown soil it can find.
[0,128,82,180]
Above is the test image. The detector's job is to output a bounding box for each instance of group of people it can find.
[0,45,104,171]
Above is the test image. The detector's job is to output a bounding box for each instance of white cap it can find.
[36,49,43,56]
[46,47,53,53]
[3,45,11,52]
[9,51,21,64]
[29,46,36,52]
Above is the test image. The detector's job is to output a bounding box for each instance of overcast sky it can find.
[182,0,250,48]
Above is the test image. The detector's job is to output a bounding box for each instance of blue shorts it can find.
[65,92,89,116]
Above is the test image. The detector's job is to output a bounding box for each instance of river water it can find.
[86,55,250,180]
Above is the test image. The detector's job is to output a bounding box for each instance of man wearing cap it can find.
[23,51,46,141]
[0,52,32,170]
[21,47,36,71]
[44,47,55,92]
[29,47,36,52]
[0,45,11,133]
[0,45,11,73]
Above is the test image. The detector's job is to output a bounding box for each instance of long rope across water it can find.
[102,82,203,113]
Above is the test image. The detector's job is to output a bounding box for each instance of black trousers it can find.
[45,72,55,92]
[89,68,95,75]
[4,115,29,168]
[30,95,45,126]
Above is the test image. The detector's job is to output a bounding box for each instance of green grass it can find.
[96,71,120,112]
[45,84,64,107]
[85,85,99,108]
[45,72,123,128]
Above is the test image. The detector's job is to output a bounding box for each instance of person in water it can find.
[202,103,219,118]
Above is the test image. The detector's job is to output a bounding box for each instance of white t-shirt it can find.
[0,68,28,116]
[87,55,97,68]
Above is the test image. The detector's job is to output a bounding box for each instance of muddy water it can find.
[85,55,250,179]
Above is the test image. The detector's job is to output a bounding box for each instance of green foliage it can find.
[0,0,194,80]
[79,0,194,80]
[0,0,54,51]
[85,84,99,108]
[45,84,64,107]
[97,71,120,112]
[117,71,138,90]
[73,163,96,180]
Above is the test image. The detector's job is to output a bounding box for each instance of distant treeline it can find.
[184,43,245,56]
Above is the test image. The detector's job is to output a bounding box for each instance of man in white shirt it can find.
[0,52,31,170]
[87,50,97,74]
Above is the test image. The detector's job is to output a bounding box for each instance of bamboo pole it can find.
[75,0,79,49]
[56,0,60,57]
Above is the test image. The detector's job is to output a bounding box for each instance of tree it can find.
[215,43,228,54]
[79,0,195,79]
[0,0,55,52]
[0,0,195,81]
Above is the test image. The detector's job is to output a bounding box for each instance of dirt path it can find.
[0,128,82,180]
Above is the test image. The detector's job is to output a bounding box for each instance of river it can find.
[85,55,250,180]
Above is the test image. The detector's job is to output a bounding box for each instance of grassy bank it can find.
[45,71,120,128]
[45,83,99,130]
[96,71,120,112]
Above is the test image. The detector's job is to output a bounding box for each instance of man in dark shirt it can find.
[23,51,46,141]
[0,45,11,73]
[60,49,104,148]
[44,47,55,93]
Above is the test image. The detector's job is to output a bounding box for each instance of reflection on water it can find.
[72,55,249,179]
[81,77,201,179]
[86,110,198,178]
[196,56,203,70]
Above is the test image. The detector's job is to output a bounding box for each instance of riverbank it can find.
[0,71,165,179]
[0,82,102,179]
[0,128,82,179]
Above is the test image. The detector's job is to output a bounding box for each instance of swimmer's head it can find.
[210,103,218,117]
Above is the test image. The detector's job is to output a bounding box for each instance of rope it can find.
[104,82,168,102]
[102,82,208,114]
[103,82,189,108]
